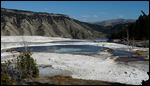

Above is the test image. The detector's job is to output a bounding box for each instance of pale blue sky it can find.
[1,1,149,22]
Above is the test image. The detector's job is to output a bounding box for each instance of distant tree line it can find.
[109,11,149,40]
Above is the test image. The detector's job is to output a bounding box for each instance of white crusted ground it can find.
[1,36,149,85]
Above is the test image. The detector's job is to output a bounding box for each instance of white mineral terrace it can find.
[1,36,149,85]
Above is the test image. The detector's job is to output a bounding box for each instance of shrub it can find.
[1,72,16,85]
[16,51,39,79]
[1,51,39,85]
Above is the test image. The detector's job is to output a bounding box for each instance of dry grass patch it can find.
[46,75,111,85]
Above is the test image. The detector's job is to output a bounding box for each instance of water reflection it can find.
[10,45,108,55]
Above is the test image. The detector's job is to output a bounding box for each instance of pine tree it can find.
[1,51,39,85]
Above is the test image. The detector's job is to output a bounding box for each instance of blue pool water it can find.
[9,45,137,56]
[115,56,148,62]
[110,50,136,57]
[10,45,108,54]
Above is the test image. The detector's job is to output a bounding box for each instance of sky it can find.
[1,1,149,22]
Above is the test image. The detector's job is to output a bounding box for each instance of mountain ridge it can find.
[1,8,106,39]
[93,18,135,27]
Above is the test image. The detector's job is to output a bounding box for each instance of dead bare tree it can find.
[131,37,135,49]
[122,29,130,51]
[21,36,28,52]
[126,29,130,47]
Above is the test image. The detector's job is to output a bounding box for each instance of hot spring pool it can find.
[9,45,137,56]
[10,45,108,54]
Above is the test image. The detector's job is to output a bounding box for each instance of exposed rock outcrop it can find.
[1,8,106,39]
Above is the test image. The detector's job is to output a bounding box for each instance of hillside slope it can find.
[1,8,105,39]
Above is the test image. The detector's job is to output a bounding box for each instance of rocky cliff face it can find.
[1,8,105,39]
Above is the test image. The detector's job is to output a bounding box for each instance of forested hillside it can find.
[109,11,149,40]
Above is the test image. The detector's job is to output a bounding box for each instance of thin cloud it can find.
[93,15,98,17]
[72,16,77,19]
[118,14,124,18]
[44,8,48,11]
[99,12,108,15]
[74,17,77,19]
[82,15,90,18]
